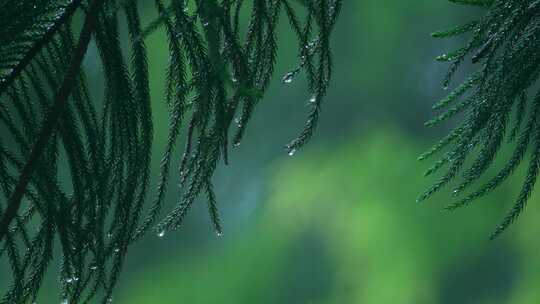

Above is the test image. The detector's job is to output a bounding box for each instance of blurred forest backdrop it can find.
[3,1,540,303]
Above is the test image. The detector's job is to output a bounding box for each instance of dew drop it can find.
[216,231,223,237]
[437,54,448,60]
[305,39,318,50]
[65,276,79,284]
[282,72,295,84]
[309,96,317,103]
[288,149,297,156]
[234,117,242,127]
[157,230,165,238]
[114,248,120,253]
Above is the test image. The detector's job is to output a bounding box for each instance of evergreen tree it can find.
[0,0,341,302]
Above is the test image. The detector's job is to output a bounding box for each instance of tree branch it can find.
[0,0,103,242]
[0,0,83,96]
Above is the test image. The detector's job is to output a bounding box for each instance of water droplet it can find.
[304,40,317,50]
[288,149,297,156]
[437,54,448,61]
[282,72,295,84]
[61,299,68,304]
[309,96,317,103]
[107,232,112,238]
[65,276,79,284]
[202,21,209,27]
[234,117,242,128]
[233,142,241,148]
[90,265,97,271]
[114,248,120,253]
[216,231,223,237]
[157,230,165,238]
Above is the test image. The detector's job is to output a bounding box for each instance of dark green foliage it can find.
[420,0,540,239]
[0,0,341,302]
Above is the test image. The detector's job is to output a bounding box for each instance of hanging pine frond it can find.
[0,0,342,302]
[420,0,540,239]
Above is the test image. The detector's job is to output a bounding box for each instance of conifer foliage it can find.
[0,0,341,302]
[420,0,540,238]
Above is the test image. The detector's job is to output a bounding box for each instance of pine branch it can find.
[0,0,342,301]
[0,0,82,96]
[422,0,540,237]
[0,0,101,242]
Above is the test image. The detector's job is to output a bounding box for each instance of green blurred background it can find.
[7,1,540,303]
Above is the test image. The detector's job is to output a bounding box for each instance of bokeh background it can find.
[5,1,540,303]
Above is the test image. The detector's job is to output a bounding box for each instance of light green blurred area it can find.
[117,130,540,304]
[5,1,540,303]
